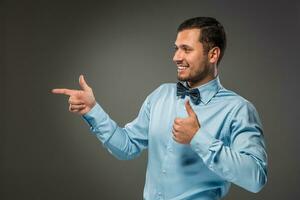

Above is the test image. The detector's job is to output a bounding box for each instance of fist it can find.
[172,100,200,144]
[52,75,96,115]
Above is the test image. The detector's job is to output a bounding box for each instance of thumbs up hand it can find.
[52,75,96,115]
[172,100,201,144]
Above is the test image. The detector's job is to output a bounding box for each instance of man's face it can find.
[173,28,212,87]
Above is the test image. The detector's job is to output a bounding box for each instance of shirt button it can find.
[162,169,166,174]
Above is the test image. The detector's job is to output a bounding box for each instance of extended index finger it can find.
[51,88,77,96]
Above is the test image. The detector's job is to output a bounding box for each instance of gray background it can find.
[1,0,300,199]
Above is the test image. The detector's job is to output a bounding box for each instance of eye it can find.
[173,46,178,52]
[183,47,191,53]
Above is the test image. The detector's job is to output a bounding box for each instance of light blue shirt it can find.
[82,76,267,200]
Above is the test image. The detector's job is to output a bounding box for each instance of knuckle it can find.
[174,124,179,131]
[174,118,181,124]
[172,130,177,136]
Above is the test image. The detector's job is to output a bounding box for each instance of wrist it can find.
[90,100,96,109]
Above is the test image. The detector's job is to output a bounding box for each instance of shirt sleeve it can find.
[190,101,267,193]
[81,96,151,160]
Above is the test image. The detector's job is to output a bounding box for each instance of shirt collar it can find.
[181,76,223,105]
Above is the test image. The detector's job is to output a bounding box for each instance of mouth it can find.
[177,65,188,73]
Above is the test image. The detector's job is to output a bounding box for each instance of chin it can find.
[177,72,188,79]
[177,76,189,82]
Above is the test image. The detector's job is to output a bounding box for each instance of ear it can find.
[208,47,220,64]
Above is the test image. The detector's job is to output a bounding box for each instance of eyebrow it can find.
[174,44,193,49]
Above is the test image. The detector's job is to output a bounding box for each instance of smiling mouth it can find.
[177,66,188,72]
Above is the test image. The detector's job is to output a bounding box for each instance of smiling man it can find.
[52,17,267,200]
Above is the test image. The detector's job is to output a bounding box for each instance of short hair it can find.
[177,17,227,65]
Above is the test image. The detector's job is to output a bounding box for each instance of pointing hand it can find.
[172,100,201,144]
[52,75,96,115]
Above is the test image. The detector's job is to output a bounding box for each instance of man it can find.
[52,17,267,200]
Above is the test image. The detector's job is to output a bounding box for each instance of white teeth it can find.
[178,66,187,70]
[177,66,188,72]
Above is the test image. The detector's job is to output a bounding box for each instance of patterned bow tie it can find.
[176,82,201,105]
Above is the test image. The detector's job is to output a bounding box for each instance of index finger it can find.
[51,88,77,96]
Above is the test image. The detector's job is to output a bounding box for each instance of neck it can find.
[188,65,218,88]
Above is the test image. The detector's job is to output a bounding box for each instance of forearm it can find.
[190,128,267,193]
[82,103,148,160]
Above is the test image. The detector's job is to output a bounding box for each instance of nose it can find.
[173,49,183,63]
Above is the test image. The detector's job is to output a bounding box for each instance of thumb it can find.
[185,100,196,117]
[79,75,90,91]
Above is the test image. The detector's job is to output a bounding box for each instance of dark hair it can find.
[177,17,226,65]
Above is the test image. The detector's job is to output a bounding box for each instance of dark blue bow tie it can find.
[176,82,201,105]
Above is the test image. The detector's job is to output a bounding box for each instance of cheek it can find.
[188,52,202,63]
[187,56,201,69]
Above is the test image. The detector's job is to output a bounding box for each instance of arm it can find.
[82,96,150,160]
[52,75,150,160]
[190,101,267,193]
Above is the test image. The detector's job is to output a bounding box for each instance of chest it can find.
[148,97,233,145]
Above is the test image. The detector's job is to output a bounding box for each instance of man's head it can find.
[177,17,226,65]
[173,17,226,87]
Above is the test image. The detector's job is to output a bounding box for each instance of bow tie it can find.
[176,82,201,105]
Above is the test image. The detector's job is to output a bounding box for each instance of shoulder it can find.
[217,87,261,124]
[147,83,176,99]
[155,83,176,92]
[217,87,255,107]
[216,87,260,120]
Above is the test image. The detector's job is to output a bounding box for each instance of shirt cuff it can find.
[81,103,118,144]
[82,103,105,128]
[190,127,218,162]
